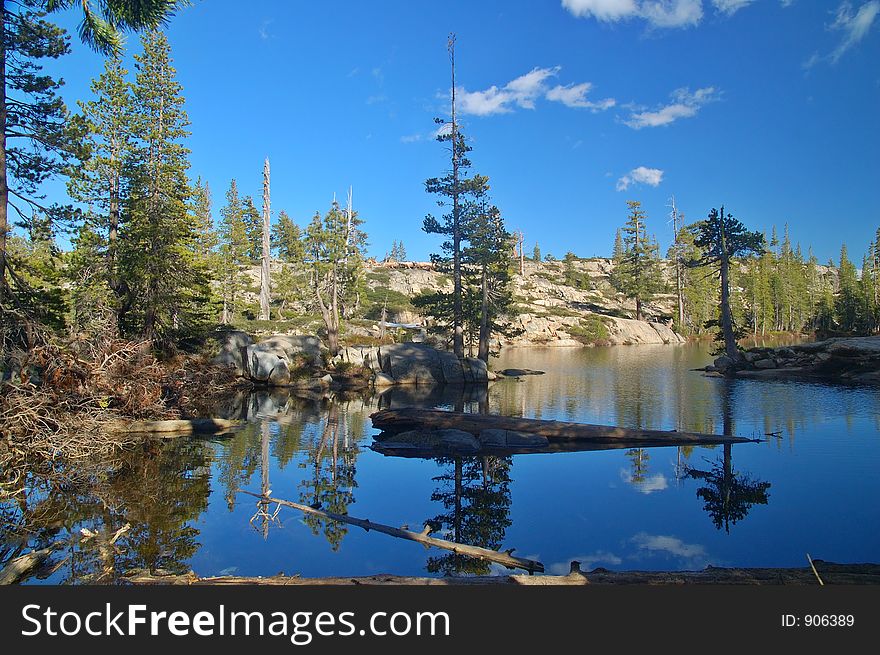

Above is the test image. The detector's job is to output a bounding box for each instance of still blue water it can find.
[8,343,880,582]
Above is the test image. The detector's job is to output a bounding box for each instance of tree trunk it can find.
[477,264,490,362]
[0,5,8,304]
[449,35,463,358]
[259,158,271,320]
[718,208,739,361]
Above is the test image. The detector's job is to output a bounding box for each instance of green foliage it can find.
[116,30,212,347]
[611,201,662,320]
[362,286,413,321]
[567,315,610,345]
[47,0,181,56]
[532,242,541,262]
[671,224,717,336]
[271,210,304,263]
[218,179,250,322]
[385,239,407,262]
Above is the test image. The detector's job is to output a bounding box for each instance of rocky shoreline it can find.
[705,336,880,384]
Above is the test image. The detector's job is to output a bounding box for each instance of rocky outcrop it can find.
[336,342,488,387]
[603,317,686,345]
[209,330,253,375]
[705,336,880,383]
[211,331,329,389]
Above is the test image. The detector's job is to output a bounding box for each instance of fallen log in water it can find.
[370,408,755,447]
[236,489,543,573]
[126,561,880,586]
[109,418,242,435]
[0,545,62,585]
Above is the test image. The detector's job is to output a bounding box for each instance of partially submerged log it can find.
[0,545,62,585]
[127,560,880,586]
[109,418,242,435]
[370,408,756,447]
[237,489,543,573]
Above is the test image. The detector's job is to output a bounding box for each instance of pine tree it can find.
[66,53,133,332]
[463,199,515,362]
[423,33,478,358]
[47,1,180,55]
[271,210,303,263]
[835,244,858,332]
[690,206,765,360]
[119,30,210,346]
[672,224,716,336]
[1,1,86,306]
[612,201,661,321]
[241,194,262,263]
[304,198,367,355]
[532,242,541,262]
[218,179,248,323]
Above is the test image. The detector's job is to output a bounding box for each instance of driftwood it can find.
[0,545,62,585]
[109,418,242,435]
[370,408,756,447]
[237,489,543,573]
[126,560,880,586]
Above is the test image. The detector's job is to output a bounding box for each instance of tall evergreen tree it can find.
[241,194,262,263]
[0,1,86,307]
[463,199,514,362]
[690,206,765,361]
[119,30,209,345]
[612,201,661,321]
[218,178,248,323]
[835,244,858,332]
[67,54,132,330]
[671,224,716,336]
[304,198,367,355]
[271,210,303,264]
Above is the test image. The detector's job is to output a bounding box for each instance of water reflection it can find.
[5,342,879,583]
[426,456,513,575]
[0,437,212,583]
[685,377,771,533]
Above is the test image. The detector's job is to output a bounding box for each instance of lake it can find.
[5,342,880,582]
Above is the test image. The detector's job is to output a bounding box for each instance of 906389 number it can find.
[804,615,854,627]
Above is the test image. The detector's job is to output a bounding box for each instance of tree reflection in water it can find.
[425,456,513,575]
[0,437,212,583]
[687,377,771,533]
[296,403,359,551]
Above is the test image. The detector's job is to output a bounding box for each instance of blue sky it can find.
[45,0,879,264]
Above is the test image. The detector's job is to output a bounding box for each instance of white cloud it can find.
[631,533,711,568]
[258,19,273,40]
[458,66,616,117]
[400,134,422,144]
[561,0,702,28]
[562,0,640,21]
[830,1,880,63]
[624,86,718,129]
[618,465,669,489]
[641,0,703,27]
[548,551,623,575]
[802,1,878,68]
[458,66,560,116]
[546,82,617,111]
[712,0,755,14]
[505,66,561,108]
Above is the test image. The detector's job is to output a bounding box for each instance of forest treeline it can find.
[2,7,878,373]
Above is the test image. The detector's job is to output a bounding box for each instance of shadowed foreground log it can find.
[109,418,242,435]
[126,561,880,586]
[237,489,543,573]
[370,408,756,446]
